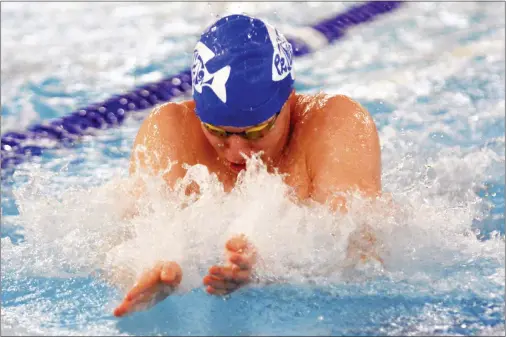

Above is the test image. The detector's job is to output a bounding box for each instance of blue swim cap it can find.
[191,14,295,127]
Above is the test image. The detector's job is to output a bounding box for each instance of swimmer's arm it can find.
[307,95,382,212]
[124,103,191,219]
[307,95,383,265]
[129,103,188,185]
[97,105,191,305]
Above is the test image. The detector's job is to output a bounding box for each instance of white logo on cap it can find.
[192,41,231,103]
[266,24,295,82]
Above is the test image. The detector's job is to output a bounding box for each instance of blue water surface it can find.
[1,2,504,336]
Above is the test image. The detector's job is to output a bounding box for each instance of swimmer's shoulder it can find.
[142,100,197,132]
[130,100,202,175]
[293,92,377,138]
[134,100,200,144]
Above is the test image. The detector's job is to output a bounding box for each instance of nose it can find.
[224,135,253,163]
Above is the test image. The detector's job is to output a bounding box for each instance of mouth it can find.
[228,162,246,172]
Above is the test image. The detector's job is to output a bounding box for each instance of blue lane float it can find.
[1,1,403,170]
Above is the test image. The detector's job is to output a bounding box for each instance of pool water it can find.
[1,2,505,336]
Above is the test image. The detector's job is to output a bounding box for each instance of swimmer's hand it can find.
[346,226,384,266]
[113,261,182,317]
[203,234,256,295]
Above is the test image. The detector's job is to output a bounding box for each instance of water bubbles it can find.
[1,2,504,336]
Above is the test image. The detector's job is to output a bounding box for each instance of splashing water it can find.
[2,147,504,335]
[1,2,504,336]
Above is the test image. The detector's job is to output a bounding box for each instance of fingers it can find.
[202,265,249,297]
[160,261,183,285]
[203,275,240,291]
[209,265,250,283]
[226,234,256,268]
[126,262,182,301]
[206,286,229,296]
[114,289,164,318]
[202,235,257,297]
[113,300,131,317]
[113,290,152,317]
[114,261,182,318]
[125,266,161,301]
[228,252,253,270]
[226,234,248,253]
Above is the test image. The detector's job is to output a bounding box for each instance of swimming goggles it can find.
[202,112,279,140]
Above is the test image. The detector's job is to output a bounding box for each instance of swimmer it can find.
[113,14,382,317]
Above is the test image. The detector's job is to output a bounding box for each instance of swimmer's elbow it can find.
[309,180,381,214]
[308,183,348,213]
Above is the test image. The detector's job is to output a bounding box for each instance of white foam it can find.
[1,2,504,336]
[3,151,504,289]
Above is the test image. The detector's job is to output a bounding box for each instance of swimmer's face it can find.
[201,100,291,173]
